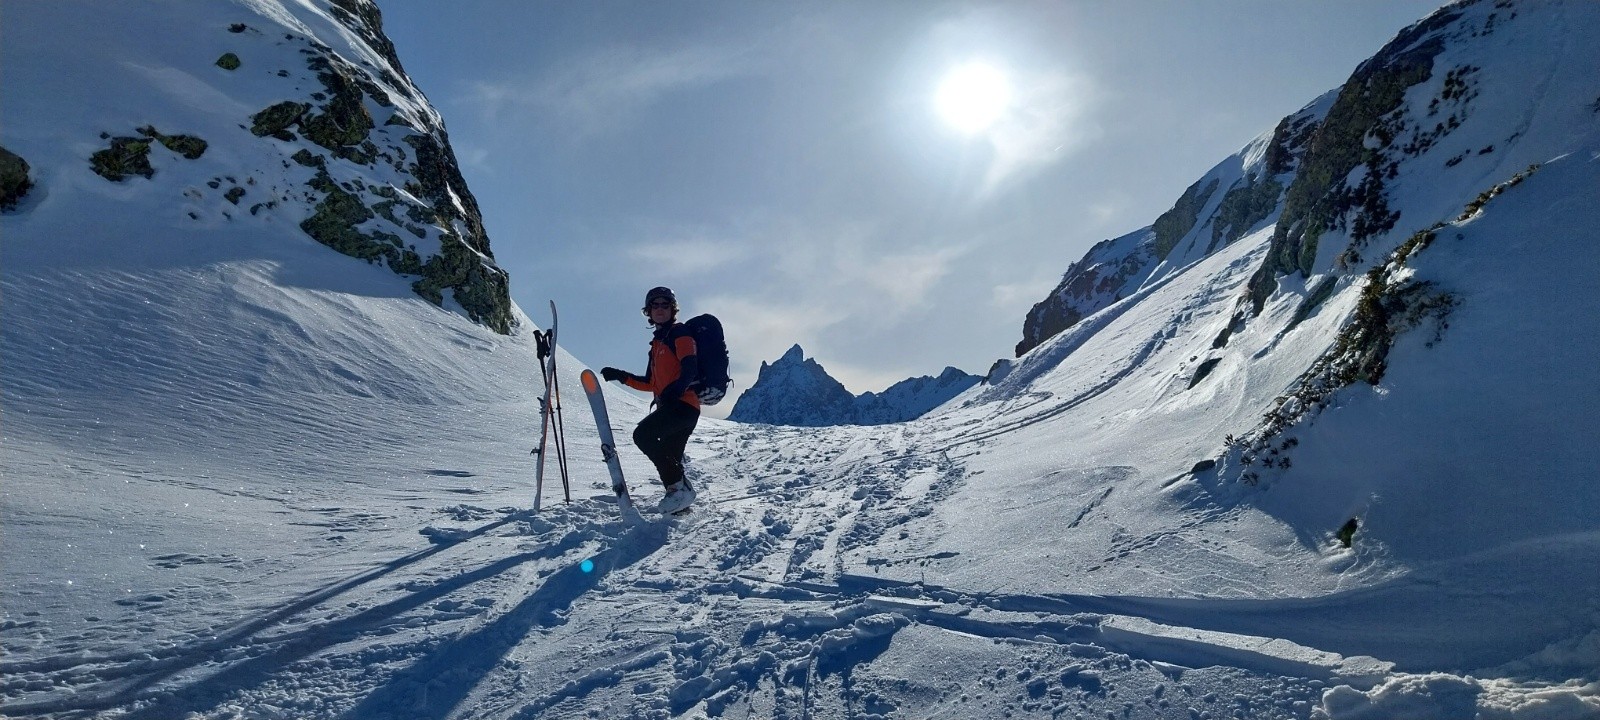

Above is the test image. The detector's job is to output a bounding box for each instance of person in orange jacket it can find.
[601,286,700,513]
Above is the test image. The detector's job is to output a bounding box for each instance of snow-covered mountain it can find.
[1015,95,1327,357]
[728,345,980,426]
[854,367,982,425]
[0,0,513,336]
[4,1,1599,719]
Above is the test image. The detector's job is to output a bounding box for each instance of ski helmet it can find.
[645,286,676,306]
[643,286,677,316]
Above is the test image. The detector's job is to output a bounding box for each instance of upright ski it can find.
[532,301,571,510]
[580,369,633,517]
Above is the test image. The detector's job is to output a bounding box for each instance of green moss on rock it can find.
[291,148,325,168]
[298,169,439,296]
[412,234,513,334]
[1152,178,1219,261]
[251,37,513,334]
[138,126,208,159]
[217,52,242,70]
[1,146,33,210]
[1247,22,1454,315]
[299,177,378,258]
[252,101,310,140]
[300,59,375,155]
[91,137,154,181]
[1209,175,1282,253]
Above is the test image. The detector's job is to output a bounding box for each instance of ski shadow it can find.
[79,515,527,720]
[341,521,671,720]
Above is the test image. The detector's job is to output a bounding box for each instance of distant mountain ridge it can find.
[729,345,979,426]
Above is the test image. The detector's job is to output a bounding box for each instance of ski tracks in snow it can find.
[8,413,1585,719]
[1,501,651,718]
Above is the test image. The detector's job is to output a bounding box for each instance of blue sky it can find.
[379,0,1444,414]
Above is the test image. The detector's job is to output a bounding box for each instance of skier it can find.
[600,286,700,514]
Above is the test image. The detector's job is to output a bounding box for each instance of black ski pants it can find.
[633,400,699,490]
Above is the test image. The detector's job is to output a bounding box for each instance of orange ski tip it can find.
[581,369,599,392]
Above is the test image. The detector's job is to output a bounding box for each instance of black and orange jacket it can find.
[623,323,700,409]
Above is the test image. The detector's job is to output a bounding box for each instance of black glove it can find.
[600,367,628,383]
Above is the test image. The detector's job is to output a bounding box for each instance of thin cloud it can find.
[761,221,967,321]
[991,277,1057,313]
[700,293,845,391]
[466,41,758,137]
[627,237,754,276]
[980,69,1101,195]
[846,245,965,314]
[673,217,969,393]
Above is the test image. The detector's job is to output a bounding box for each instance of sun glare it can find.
[935,62,1011,135]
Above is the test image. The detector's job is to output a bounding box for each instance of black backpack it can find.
[684,314,731,405]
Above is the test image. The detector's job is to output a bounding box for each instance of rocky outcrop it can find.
[1015,228,1153,357]
[1016,96,1327,357]
[1021,2,1548,362]
[0,146,32,210]
[88,126,210,182]
[287,2,511,333]
[1246,5,1462,314]
[79,0,514,334]
[729,345,979,426]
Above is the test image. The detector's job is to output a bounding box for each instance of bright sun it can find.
[935,62,1011,134]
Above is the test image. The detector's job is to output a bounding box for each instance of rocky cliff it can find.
[1015,95,1326,357]
[1019,0,1574,362]
[1,0,514,333]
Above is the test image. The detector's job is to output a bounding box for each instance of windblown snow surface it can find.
[4,1,1600,718]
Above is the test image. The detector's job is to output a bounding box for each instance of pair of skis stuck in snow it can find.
[531,301,570,511]
[535,302,691,519]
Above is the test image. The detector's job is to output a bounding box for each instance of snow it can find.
[4,1,1600,719]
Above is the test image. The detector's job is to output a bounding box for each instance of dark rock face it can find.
[90,136,155,181]
[229,0,514,333]
[0,146,32,210]
[1246,9,1461,314]
[67,0,517,334]
[89,126,210,182]
[1015,229,1153,357]
[140,126,208,160]
[1152,178,1220,262]
[251,101,310,140]
[1016,70,1333,357]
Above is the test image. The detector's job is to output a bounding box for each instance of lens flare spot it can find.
[580,559,595,573]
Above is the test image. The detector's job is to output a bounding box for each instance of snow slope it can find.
[4,1,1600,719]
